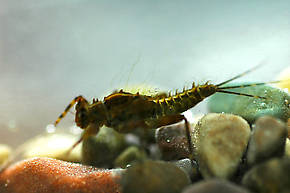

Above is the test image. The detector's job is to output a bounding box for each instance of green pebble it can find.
[82,126,127,168]
[121,160,190,193]
[114,146,147,168]
[208,83,290,123]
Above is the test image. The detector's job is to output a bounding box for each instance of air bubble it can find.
[46,124,56,133]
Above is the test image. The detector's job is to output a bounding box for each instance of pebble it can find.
[247,116,287,166]
[114,146,147,168]
[82,126,127,168]
[155,122,192,161]
[173,158,200,181]
[130,128,156,145]
[208,83,290,123]
[0,157,122,193]
[121,160,190,193]
[242,157,290,193]
[0,145,11,166]
[21,133,82,162]
[193,113,251,179]
[182,179,252,193]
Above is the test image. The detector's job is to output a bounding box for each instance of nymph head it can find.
[75,97,90,129]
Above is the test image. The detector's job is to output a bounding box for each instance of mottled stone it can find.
[242,157,290,193]
[21,133,81,162]
[247,116,287,166]
[121,160,190,193]
[0,145,11,166]
[208,83,290,122]
[193,113,251,179]
[156,122,192,161]
[182,179,252,193]
[114,146,147,168]
[82,126,127,168]
[0,157,122,193]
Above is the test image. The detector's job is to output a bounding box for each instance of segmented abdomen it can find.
[152,84,217,116]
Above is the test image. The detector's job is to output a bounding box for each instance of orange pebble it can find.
[0,157,122,193]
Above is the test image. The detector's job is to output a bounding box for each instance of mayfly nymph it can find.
[54,66,281,160]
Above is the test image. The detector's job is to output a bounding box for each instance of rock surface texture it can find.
[247,116,287,166]
[193,113,251,179]
[0,157,122,193]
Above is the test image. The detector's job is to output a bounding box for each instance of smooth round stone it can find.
[155,122,191,161]
[193,113,251,179]
[0,145,11,166]
[21,133,82,162]
[247,116,287,166]
[208,83,290,123]
[242,157,290,193]
[82,126,127,168]
[121,160,190,193]
[182,179,252,193]
[114,146,147,168]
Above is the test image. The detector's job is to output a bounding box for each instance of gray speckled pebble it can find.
[173,158,201,181]
[121,160,190,193]
[182,179,252,193]
[193,113,251,179]
[242,157,290,193]
[247,116,287,166]
[208,83,290,123]
[82,126,127,168]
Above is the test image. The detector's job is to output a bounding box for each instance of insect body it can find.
[54,66,278,157]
